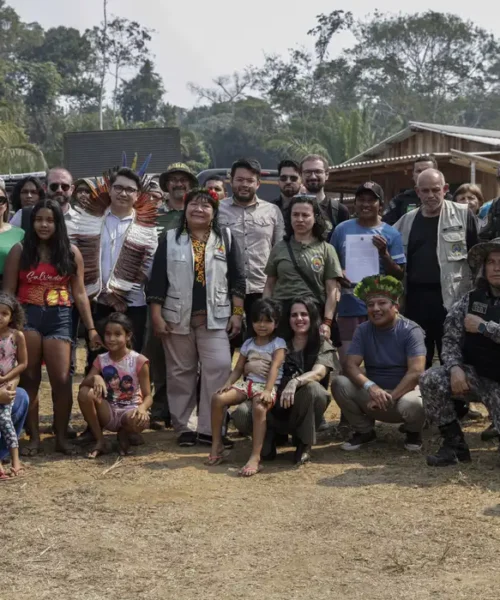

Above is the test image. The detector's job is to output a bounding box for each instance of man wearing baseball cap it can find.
[157,162,198,236]
[331,181,406,368]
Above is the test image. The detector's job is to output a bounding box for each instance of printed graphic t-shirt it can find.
[94,350,148,407]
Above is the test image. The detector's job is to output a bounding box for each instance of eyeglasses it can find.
[279,175,299,182]
[49,182,71,192]
[112,184,138,195]
[0,197,7,204]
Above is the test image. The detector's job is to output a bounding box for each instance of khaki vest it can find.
[394,200,471,310]
[162,229,232,334]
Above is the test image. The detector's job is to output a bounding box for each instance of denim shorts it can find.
[23,304,72,342]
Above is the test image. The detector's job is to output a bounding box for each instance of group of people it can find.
[1,151,500,480]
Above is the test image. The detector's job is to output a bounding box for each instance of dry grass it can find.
[2,347,500,600]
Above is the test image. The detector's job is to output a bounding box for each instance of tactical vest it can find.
[463,288,500,382]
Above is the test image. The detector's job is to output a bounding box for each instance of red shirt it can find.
[18,263,71,307]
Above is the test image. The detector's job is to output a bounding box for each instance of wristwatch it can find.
[478,321,487,334]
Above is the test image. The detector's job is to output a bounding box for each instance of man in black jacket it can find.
[383,155,452,225]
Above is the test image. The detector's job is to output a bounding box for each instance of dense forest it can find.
[1,1,500,173]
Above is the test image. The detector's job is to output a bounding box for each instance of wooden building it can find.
[327,122,500,206]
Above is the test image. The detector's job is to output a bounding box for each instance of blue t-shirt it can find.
[347,317,426,390]
[240,336,287,384]
[331,220,406,317]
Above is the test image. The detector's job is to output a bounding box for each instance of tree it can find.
[348,11,500,130]
[88,8,154,127]
[118,59,165,123]
[0,121,47,173]
[23,26,99,107]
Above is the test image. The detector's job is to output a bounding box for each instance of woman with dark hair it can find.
[9,176,45,225]
[0,185,24,285]
[148,188,246,447]
[3,199,100,455]
[263,195,342,344]
[232,296,339,465]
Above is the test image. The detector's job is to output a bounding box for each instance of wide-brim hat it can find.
[468,238,500,272]
[159,162,198,191]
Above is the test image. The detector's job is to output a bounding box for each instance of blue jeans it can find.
[0,388,29,460]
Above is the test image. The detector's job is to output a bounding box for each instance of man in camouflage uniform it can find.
[420,238,500,466]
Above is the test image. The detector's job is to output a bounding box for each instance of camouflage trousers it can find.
[420,365,500,431]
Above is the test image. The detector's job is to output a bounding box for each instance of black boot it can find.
[426,420,471,467]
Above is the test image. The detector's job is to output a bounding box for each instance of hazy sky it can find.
[12,0,499,108]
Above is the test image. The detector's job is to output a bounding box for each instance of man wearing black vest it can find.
[420,238,500,466]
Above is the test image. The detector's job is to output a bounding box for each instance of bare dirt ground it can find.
[2,347,500,600]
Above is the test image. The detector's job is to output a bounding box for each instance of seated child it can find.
[78,312,151,458]
[207,298,286,477]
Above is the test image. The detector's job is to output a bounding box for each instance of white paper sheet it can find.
[345,234,380,283]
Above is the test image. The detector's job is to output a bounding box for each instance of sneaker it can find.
[404,431,422,452]
[197,433,234,449]
[341,430,376,451]
[177,431,197,447]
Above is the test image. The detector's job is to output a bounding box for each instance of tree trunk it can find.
[99,0,108,130]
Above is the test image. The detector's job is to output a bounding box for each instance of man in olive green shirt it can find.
[157,162,198,237]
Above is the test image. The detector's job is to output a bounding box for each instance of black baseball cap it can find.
[355,181,384,203]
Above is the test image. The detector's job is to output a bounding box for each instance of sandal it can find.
[9,466,26,478]
[0,469,9,482]
[239,464,263,477]
[205,450,229,467]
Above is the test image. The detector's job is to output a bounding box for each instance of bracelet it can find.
[232,306,244,316]
[363,380,376,391]
[89,328,97,332]
[322,318,333,327]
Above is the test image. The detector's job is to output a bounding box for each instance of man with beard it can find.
[272,159,302,217]
[158,163,198,237]
[300,154,349,240]
[420,238,500,466]
[11,167,76,231]
[218,158,284,326]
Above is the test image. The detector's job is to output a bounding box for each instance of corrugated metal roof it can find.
[330,152,451,171]
[342,121,500,165]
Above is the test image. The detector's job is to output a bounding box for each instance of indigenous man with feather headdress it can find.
[70,166,158,371]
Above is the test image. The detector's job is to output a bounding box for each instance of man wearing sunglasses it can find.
[10,167,76,231]
[272,159,303,217]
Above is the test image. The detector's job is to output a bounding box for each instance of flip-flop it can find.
[205,450,229,467]
[0,470,9,481]
[239,464,263,477]
[9,466,26,478]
